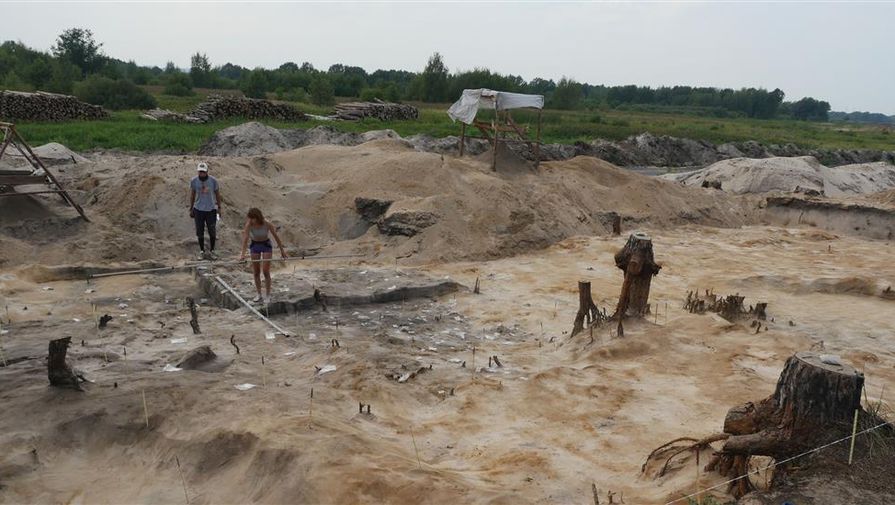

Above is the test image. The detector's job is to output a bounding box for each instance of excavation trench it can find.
[763,197,895,240]
[196,266,463,316]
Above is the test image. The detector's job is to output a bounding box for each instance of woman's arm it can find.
[239,221,250,260]
[268,222,287,258]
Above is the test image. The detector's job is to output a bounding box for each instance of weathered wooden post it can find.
[612,232,661,336]
[571,281,601,337]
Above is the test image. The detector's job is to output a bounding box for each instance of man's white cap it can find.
[197,162,209,172]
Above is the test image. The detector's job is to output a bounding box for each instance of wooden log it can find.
[48,337,82,390]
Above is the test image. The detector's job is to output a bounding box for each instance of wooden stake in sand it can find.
[409,426,422,469]
[308,387,314,424]
[0,321,7,367]
[848,408,860,465]
[261,356,267,388]
[175,455,190,504]
[471,346,476,378]
[142,389,150,428]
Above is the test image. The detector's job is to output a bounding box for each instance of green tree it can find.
[417,52,449,102]
[47,59,81,93]
[1,71,31,91]
[190,52,213,88]
[309,74,335,105]
[24,58,53,89]
[74,76,156,110]
[551,77,583,110]
[163,72,194,96]
[51,28,104,76]
[241,69,268,99]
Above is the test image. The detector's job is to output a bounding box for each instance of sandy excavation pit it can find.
[2,139,895,504]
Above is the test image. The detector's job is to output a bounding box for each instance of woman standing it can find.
[239,208,287,303]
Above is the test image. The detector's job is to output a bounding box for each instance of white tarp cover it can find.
[447,89,544,124]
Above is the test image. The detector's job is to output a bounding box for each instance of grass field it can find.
[13,88,895,154]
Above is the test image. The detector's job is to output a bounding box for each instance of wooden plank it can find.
[0,175,47,185]
[215,275,292,337]
[0,190,65,197]
[0,170,35,176]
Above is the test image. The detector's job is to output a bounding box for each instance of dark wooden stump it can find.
[186,297,200,334]
[718,352,864,497]
[48,337,82,390]
[612,232,661,336]
[571,281,600,337]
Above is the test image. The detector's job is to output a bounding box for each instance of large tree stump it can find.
[48,337,82,390]
[719,352,864,497]
[612,232,661,336]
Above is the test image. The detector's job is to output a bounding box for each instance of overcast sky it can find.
[6,2,894,114]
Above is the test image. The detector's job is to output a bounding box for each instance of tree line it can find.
[0,28,832,121]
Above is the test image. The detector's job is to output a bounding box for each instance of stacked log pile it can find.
[143,95,307,124]
[141,108,200,123]
[188,95,307,123]
[333,100,419,121]
[0,90,109,121]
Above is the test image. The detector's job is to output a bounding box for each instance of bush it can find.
[74,76,156,110]
[163,73,194,97]
[275,86,308,103]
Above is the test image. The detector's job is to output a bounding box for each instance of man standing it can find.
[189,162,221,260]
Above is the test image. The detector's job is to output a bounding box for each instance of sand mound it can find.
[1,142,89,168]
[0,142,758,267]
[198,124,410,157]
[197,121,293,156]
[667,156,895,196]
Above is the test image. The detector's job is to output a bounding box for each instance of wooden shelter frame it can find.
[457,108,543,170]
[0,121,89,221]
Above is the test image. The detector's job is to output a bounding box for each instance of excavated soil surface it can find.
[1,141,894,504]
[1,225,894,504]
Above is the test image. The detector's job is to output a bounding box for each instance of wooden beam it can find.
[0,175,48,186]
[0,190,66,198]
[459,122,466,157]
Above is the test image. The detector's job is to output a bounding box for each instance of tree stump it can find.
[612,232,661,336]
[611,214,621,236]
[571,281,601,337]
[48,337,82,390]
[718,352,864,497]
[186,297,200,334]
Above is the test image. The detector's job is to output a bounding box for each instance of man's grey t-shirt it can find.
[190,175,219,212]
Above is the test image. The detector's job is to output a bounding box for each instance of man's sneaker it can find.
[207,251,218,261]
[252,294,264,303]
[197,251,207,261]
[263,295,271,305]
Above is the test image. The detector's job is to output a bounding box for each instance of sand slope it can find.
[0,141,757,268]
